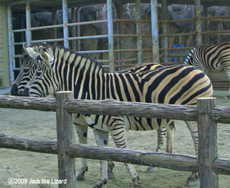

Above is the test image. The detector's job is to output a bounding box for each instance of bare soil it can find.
[0,90,230,188]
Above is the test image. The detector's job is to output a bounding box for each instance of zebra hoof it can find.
[186,174,198,186]
[93,179,108,188]
[76,174,85,181]
[108,171,114,179]
[146,167,157,173]
[76,166,88,181]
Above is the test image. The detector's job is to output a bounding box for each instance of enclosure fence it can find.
[0,92,230,188]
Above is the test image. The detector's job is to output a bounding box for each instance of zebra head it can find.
[11,44,40,96]
[23,43,57,97]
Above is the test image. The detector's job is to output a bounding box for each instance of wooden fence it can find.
[1,91,230,188]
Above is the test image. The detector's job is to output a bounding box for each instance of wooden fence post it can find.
[197,97,218,188]
[56,91,76,188]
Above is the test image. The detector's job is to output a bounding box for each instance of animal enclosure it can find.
[0,91,230,187]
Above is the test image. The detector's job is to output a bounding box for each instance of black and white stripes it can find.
[22,43,213,187]
[184,42,230,98]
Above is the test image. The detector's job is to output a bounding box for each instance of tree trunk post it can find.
[56,91,76,188]
[197,97,218,188]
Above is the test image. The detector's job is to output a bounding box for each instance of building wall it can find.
[0,4,9,88]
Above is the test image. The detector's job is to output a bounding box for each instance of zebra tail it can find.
[184,47,196,65]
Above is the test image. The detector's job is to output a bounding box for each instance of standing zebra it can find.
[184,42,230,98]
[23,43,213,187]
[12,48,174,180]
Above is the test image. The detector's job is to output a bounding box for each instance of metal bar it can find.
[151,0,159,63]
[162,0,169,64]
[10,0,41,6]
[200,15,230,20]
[203,6,209,43]
[195,0,202,45]
[30,38,64,43]
[13,42,27,45]
[7,4,14,85]
[26,3,31,46]
[68,35,108,40]
[52,9,57,46]
[136,0,143,64]
[12,67,22,71]
[201,30,230,35]
[107,0,115,72]
[71,7,77,50]
[77,7,81,51]
[14,55,24,58]
[114,17,196,23]
[114,34,138,37]
[159,31,197,37]
[12,29,26,33]
[75,50,109,54]
[68,19,107,27]
[114,2,122,69]
[159,17,196,23]
[62,0,69,48]
[30,24,63,31]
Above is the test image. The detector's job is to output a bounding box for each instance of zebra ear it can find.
[40,50,54,68]
[24,47,38,60]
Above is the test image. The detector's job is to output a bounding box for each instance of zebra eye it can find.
[23,68,29,73]
[36,71,42,77]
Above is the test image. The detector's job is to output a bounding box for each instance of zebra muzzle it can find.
[23,88,30,96]
[11,84,18,96]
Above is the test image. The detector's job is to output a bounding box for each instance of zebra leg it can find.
[146,121,175,173]
[108,116,141,188]
[166,121,175,153]
[146,126,167,173]
[185,121,199,186]
[73,115,89,181]
[222,65,230,98]
[93,129,109,188]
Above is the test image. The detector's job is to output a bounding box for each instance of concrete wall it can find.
[0,4,9,88]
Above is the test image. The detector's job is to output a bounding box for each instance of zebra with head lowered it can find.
[184,42,230,98]
[11,54,39,96]
[11,48,175,182]
[23,43,213,188]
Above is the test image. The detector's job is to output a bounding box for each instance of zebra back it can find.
[117,63,163,73]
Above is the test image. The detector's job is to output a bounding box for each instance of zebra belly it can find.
[125,116,169,131]
[84,114,168,132]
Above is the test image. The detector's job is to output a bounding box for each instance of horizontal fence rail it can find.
[0,93,230,188]
[0,95,230,123]
[1,133,230,176]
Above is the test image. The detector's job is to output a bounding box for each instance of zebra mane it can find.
[184,47,196,65]
[52,44,103,68]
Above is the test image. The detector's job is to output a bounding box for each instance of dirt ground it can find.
[0,90,230,188]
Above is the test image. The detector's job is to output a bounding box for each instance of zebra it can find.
[12,48,175,180]
[23,43,213,187]
[11,54,38,96]
[184,42,230,98]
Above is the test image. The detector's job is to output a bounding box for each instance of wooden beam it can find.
[197,98,218,188]
[56,91,76,188]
